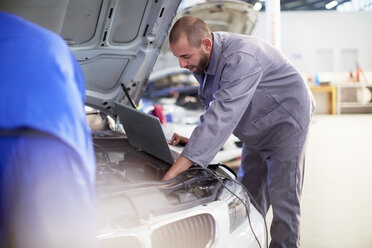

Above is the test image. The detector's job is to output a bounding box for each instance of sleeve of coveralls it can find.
[181,53,263,167]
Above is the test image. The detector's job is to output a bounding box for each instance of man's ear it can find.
[201,38,212,51]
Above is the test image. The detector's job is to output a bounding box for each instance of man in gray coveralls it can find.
[163,16,315,247]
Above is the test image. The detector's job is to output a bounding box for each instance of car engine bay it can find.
[90,129,257,248]
[92,131,226,222]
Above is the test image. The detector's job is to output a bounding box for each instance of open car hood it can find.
[0,0,181,116]
[179,0,257,39]
[1,0,257,116]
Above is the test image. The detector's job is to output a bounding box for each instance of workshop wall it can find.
[252,11,372,74]
[252,11,372,114]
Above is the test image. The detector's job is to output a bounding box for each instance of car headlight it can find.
[218,180,250,232]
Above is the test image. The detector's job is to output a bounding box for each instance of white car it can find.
[1,1,266,247]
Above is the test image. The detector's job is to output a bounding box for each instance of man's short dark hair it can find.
[169,16,212,48]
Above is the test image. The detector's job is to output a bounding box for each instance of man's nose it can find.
[179,58,187,68]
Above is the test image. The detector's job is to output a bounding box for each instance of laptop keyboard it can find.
[170,149,180,162]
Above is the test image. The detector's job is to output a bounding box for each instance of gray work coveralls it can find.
[181,32,315,247]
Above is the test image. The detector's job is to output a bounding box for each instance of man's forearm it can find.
[162,155,193,181]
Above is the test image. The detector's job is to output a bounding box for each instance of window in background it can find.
[316,49,333,72]
[341,49,358,72]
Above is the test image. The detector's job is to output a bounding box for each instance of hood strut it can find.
[121,83,137,109]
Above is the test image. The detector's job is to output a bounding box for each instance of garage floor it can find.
[265,114,372,248]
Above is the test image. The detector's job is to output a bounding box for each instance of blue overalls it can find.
[0,12,96,248]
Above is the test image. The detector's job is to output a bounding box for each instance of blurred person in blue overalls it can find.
[0,12,96,248]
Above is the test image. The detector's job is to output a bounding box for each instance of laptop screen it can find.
[114,101,176,165]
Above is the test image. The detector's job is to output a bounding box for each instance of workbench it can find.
[310,85,337,115]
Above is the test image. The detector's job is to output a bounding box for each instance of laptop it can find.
[114,101,183,165]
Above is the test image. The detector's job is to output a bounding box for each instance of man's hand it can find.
[168,133,189,146]
[162,156,193,181]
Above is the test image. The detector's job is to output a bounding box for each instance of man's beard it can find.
[188,51,209,75]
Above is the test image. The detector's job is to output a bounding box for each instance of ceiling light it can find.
[254,2,263,11]
[326,1,338,9]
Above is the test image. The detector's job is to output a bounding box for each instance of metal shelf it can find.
[337,84,372,114]
[340,102,372,108]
